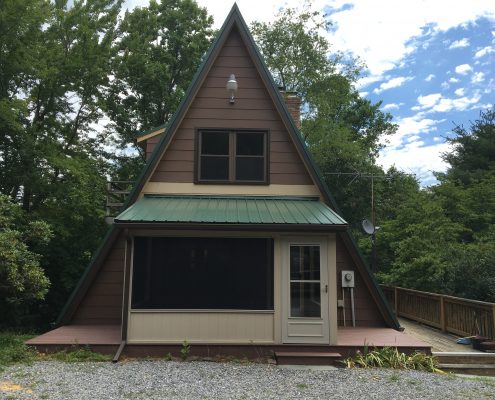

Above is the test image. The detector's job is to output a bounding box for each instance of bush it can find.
[343,346,442,373]
[0,332,36,371]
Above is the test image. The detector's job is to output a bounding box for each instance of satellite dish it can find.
[362,219,375,235]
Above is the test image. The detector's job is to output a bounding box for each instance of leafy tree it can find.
[378,108,495,301]
[0,0,121,325]
[439,108,495,186]
[0,194,52,327]
[105,0,214,152]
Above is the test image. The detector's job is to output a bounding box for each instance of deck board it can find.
[337,327,428,347]
[27,324,428,349]
[26,325,121,345]
[398,317,482,352]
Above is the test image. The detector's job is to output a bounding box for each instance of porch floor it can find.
[27,324,428,349]
[26,325,121,346]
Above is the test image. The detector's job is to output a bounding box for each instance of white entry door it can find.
[282,238,329,344]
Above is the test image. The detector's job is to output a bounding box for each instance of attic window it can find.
[197,130,268,183]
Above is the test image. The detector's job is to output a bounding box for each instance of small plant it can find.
[46,346,111,362]
[343,347,443,373]
[165,352,173,361]
[180,340,190,361]
[296,383,309,389]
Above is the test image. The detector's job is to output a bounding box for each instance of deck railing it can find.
[381,285,495,340]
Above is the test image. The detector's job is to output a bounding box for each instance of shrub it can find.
[343,346,442,373]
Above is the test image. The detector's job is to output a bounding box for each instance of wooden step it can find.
[433,352,495,365]
[274,351,342,366]
[438,364,495,377]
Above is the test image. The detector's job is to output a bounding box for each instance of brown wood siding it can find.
[336,236,386,327]
[71,234,126,325]
[148,28,313,186]
[146,135,161,160]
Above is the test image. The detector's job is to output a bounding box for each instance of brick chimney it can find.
[280,90,301,128]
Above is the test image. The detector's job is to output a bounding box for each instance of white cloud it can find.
[449,77,460,83]
[382,103,402,110]
[356,74,385,89]
[455,64,472,75]
[378,112,450,185]
[379,141,451,186]
[449,38,470,49]
[322,0,495,76]
[475,46,494,58]
[416,93,442,109]
[471,71,485,83]
[373,76,413,94]
[431,93,481,112]
[425,74,435,81]
[454,88,465,96]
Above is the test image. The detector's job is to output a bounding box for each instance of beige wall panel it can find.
[142,182,321,197]
[127,312,275,344]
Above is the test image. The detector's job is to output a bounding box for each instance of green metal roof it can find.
[115,196,347,226]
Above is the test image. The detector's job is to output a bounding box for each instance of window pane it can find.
[236,132,264,155]
[201,131,229,155]
[132,237,274,310]
[235,157,264,181]
[200,156,229,180]
[290,282,321,317]
[290,246,320,281]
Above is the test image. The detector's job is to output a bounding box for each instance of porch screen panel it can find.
[132,237,274,310]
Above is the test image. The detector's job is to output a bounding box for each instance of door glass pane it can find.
[289,245,321,318]
[290,246,320,280]
[290,282,321,317]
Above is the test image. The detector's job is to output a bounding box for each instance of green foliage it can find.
[343,347,442,373]
[0,332,36,371]
[0,195,52,326]
[180,340,190,361]
[44,346,111,362]
[378,108,495,302]
[106,0,214,149]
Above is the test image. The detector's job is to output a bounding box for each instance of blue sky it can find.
[127,0,495,185]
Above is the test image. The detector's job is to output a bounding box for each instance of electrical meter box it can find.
[341,270,355,288]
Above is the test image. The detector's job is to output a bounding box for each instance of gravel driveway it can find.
[1,360,494,399]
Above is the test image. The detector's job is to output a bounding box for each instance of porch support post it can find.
[121,229,132,341]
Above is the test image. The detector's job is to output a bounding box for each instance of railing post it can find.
[440,296,446,332]
[394,287,399,316]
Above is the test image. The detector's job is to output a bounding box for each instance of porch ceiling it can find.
[114,196,347,226]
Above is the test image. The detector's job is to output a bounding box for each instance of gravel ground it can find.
[1,361,494,400]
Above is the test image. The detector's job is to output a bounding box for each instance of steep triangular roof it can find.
[57,4,399,329]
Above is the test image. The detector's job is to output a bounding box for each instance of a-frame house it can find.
[28,4,428,361]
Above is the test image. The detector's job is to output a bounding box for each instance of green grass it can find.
[0,332,36,371]
[42,346,111,362]
[0,332,111,370]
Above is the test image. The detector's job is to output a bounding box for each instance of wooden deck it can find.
[337,326,427,348]
[26,324,428,353]
[26,325,121,346]
[398,317,482,353]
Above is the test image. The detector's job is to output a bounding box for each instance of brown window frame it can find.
[195,129,269,184]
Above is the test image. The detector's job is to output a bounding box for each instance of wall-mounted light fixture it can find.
[226,74,238,104]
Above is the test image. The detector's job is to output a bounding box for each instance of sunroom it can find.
[114,195,347,345]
